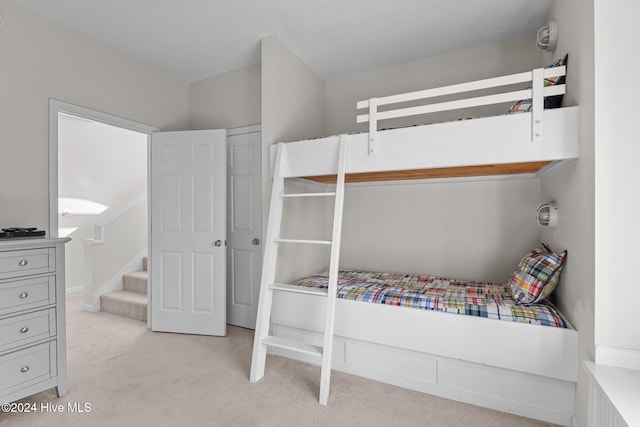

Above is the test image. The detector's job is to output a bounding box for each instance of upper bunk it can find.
[271,64,579,184]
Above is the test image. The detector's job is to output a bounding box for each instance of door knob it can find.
[213,240,222,247]
[252,238,260,245]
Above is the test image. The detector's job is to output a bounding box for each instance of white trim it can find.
[595,345,640,371]
[227,124,261,136]
[82,304,99,313]
[65,286,84,295]
[100,193,147,228]
[48,99,158,237]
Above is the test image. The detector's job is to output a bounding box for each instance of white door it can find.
[227,129,262,329]
[150,129,227,336]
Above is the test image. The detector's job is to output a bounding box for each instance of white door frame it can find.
[48,99,158,237]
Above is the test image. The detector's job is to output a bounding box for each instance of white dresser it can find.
[0,238,69,404]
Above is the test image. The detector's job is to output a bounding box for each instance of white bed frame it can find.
[271,66,578,181]
[271,293,577,425]
[266,66,579,426]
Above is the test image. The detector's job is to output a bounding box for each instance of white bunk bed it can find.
[265,65,579,426]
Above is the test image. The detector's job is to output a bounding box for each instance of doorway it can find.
[58,112,148,298]
[49,100,157,318]
[49,101,263,332]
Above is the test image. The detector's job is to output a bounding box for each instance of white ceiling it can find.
[11,0,554,82]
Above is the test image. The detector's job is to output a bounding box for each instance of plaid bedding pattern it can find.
[290,269,566,328]
[509,246,567,305]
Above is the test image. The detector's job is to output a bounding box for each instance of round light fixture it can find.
[536,201,558,228]
[536,21,559,52]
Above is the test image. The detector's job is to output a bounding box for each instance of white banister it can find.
[81,194,147,311]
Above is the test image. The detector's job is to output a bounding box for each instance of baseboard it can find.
[595,345,640,371]
[66,285,84,294]
[82,303,99,313]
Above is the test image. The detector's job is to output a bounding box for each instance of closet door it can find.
[150,129,227,336]
[227,128,262,329]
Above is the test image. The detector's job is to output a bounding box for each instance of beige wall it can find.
[341,179,541,283]
[189,64,261,130]
[261,36,326,144]
[594,2,640,350]
[539,2,595,426]
[92,198,147,291]
[327,38,545,282]
[326,36,543,135]
[260,36,327,282]
[0,0,189,233]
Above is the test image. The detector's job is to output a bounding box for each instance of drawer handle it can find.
[20,327,29,334]
[19,259,28,267]
[19,292,29,299]
[21,366,30,373]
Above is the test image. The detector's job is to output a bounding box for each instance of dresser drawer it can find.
[0,342,55,395]
[0,248,54,280]
[0,277,56,317]
[0,309,56,353]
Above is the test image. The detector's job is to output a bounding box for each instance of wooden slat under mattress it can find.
[302,161,551,184]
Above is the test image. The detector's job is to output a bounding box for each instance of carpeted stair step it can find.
[100,290,147,322]
[123,270,148,294]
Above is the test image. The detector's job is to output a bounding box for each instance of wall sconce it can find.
[536,201,558,228]
[536,21,559,52]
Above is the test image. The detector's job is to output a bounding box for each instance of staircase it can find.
[100,256,148,322]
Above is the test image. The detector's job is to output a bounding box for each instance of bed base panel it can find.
[271,292,577,383]
[271,323,575,426]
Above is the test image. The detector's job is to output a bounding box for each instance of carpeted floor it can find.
[0,293,557,427]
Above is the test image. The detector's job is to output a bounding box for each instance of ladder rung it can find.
[262,336,323,358]
[274,238,332,245]
[269,283,328,296]
[280,192,336,198]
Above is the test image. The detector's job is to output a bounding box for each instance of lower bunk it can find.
[269,270,577,426]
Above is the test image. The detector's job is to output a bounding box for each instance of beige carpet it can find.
[0,293,557,427]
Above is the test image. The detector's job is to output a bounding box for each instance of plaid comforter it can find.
[290,269,566,328]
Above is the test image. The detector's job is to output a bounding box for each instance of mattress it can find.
[290,269,567,328]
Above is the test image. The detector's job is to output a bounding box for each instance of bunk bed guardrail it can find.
[357,66,567,156]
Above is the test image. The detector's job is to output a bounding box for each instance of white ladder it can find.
[250,135,348,405]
